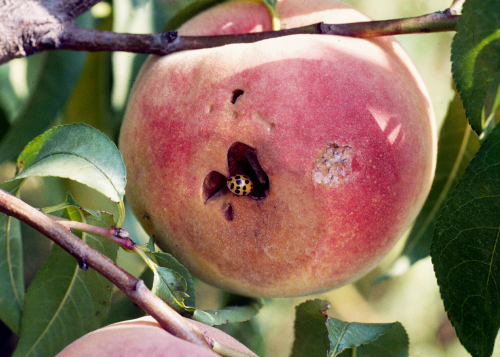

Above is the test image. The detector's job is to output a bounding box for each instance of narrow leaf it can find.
[12,208,118,357]
[192,299,262,326]
[0,181,24,334]
[431,122,500,357]
[451,0,500,135]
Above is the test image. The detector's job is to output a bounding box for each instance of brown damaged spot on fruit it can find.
[231,89,244,104]
[312,143,353,187]
[202,142,270,209]
[203,171,227,203]
[221,202,233,221]
[227,142,269,199]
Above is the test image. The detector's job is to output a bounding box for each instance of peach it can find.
[56,316,257,356]
[119,0,436,297]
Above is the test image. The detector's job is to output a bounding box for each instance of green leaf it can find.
[15,123,126,226]
[145,235,156,252]
[0,50,87,163]
[103,267,153,326]
[192,298,262,326]
[327,320,398,357]
[354,322,408,357]
[290,300,405,357]
[152,251,195,307]
[0,61,23,119]
[260,0,276,6]
[163,0,228,31]
[431,122,500,357]
[12,208,118,357]
[451,0,500,135]
[290,300,330,357]
[217,319,264,356]
[0,181,24,335]
[378,91,480,280]
[152,266,191,313]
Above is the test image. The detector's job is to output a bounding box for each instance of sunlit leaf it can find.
[431,122,500,357]
[12,208,118,357]
[15,123,126,226]
[451,0,500,135]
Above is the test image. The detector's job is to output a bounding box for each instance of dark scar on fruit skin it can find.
[202,142,270,218]
[221,202,233,221]
[231,89,244,104]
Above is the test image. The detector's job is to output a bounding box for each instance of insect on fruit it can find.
[227,175,253,196]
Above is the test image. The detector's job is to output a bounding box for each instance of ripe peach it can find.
[56,317,257,356]
[119,0,436,297]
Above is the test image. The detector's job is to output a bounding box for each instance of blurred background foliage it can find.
[0,0,488,356]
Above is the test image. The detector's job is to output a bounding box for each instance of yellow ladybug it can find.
[227,175,253,196]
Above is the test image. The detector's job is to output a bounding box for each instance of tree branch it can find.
[54,10,459,58]
[0,0,460,64]
[0,189,212,352]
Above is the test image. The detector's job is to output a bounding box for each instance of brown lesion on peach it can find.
[221,202,233,221]
[202,141,270,217]
[230,89,244,104]
[312,143,353,187]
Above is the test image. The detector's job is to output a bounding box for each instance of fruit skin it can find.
[119,0,437,297]
[56,317,257,357]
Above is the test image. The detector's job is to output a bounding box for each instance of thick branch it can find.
[0,0,102,63]
[0,189,212,351]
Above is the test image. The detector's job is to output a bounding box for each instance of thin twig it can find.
[0,189,212,351]
[55,11,459,57]
[50,216,136,250]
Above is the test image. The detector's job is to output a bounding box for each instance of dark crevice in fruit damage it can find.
[202,171,227,203]
[202,142,270,205]
[227,142,269,199]
[231,89,244,104]
[221,202,233,221]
